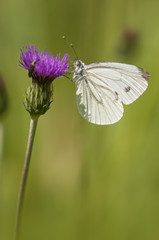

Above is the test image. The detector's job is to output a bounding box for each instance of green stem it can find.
[0,122,3,180]
[0,122,3,162]
[0,122,3,210]
[14,117,39,240]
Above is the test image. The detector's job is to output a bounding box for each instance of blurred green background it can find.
[0,0,159,239]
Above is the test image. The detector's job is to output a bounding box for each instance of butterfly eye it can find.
[74,60,84,69]
[74,60,81,68]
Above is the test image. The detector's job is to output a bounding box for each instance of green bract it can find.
[24,81,53,117]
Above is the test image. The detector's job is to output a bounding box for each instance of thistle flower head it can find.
[20,44,70,117]
[19,45,70,82]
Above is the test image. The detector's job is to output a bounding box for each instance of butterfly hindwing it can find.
[75,72,124,125]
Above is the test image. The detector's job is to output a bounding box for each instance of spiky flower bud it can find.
[24,81,53,117]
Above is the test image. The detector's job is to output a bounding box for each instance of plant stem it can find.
[0,122,3,180]
[0,122,3,163]
[0,122,3,209]
[14,117,39,240]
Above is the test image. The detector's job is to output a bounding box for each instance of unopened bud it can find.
[24,80,53,118]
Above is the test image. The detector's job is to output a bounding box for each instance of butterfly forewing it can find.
[85,62,149,105]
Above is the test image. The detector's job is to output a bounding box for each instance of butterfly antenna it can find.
[62,36,78,60]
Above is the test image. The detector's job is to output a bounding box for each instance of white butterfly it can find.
[73,60,149,125]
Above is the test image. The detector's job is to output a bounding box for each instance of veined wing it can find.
[85,62,149,105]
[75,72,124,125]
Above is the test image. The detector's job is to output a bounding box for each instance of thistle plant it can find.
[15,45,70,240]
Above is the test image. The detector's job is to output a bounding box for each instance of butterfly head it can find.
[73,60,84,69]
[72,60,85,81]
